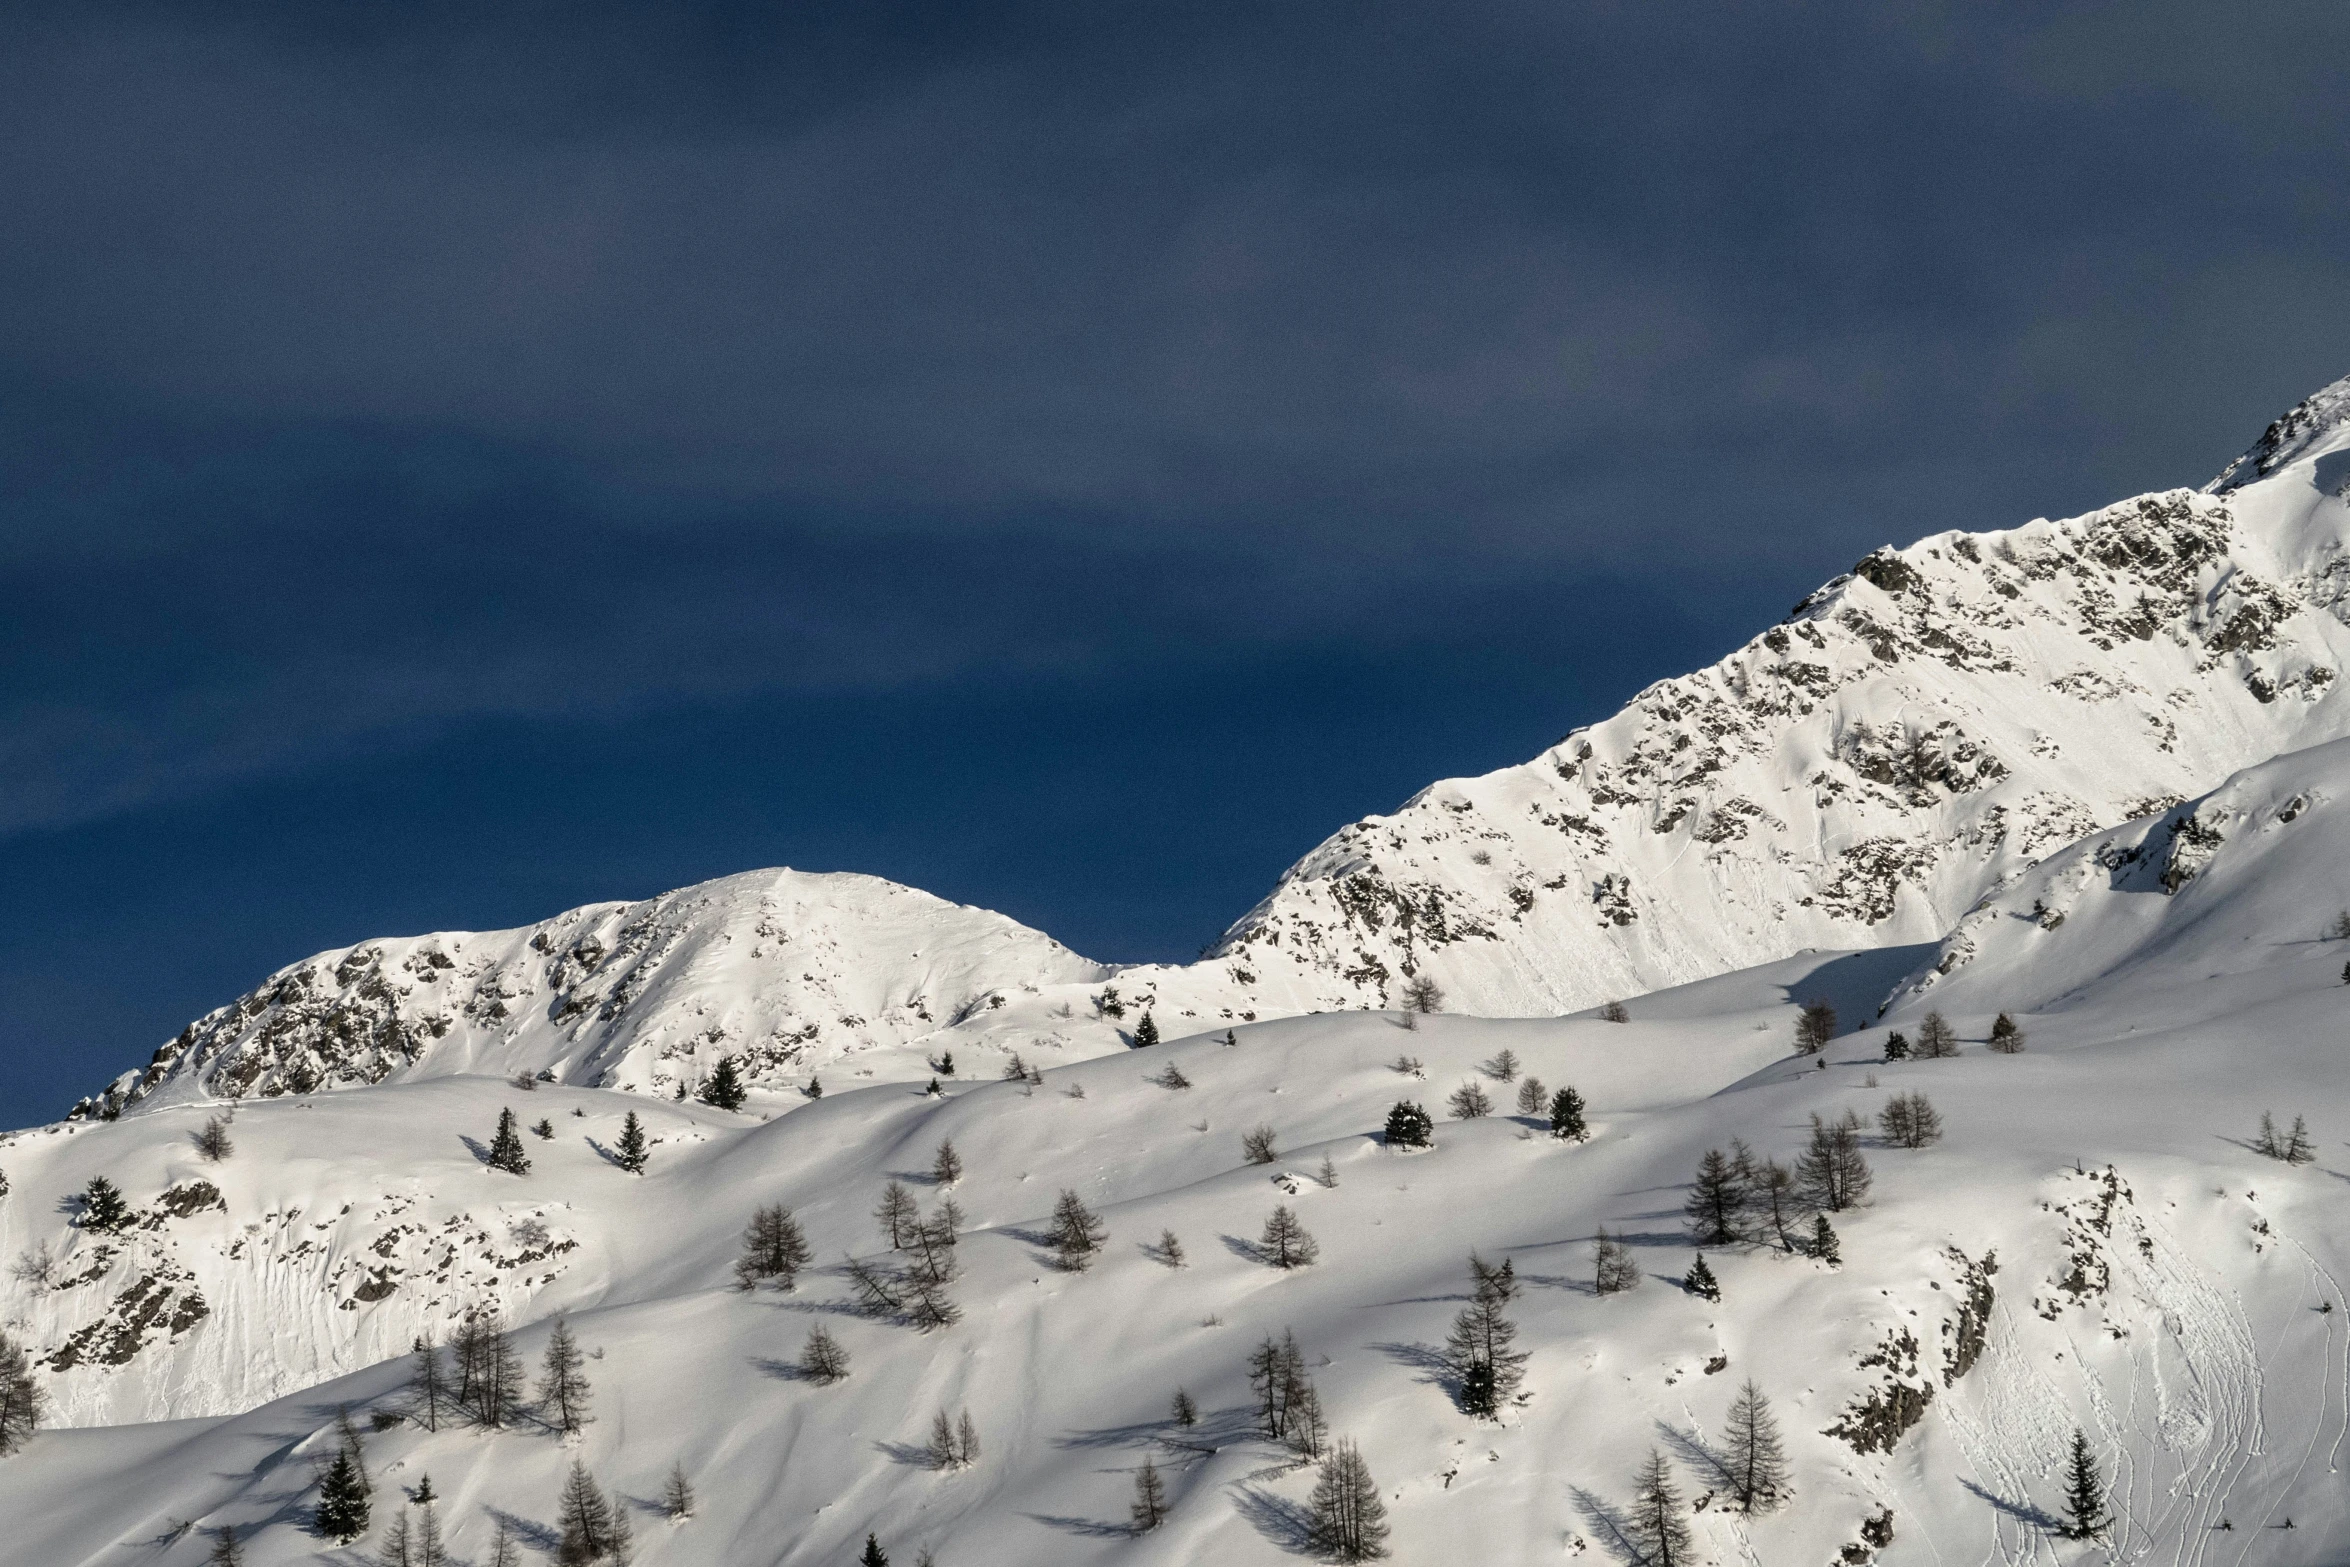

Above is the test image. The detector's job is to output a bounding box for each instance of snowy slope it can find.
[73,374,2350,1124]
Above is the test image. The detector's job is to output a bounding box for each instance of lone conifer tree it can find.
[1157,1229,1186,1267]
[1308,1438,1391,1561]
[1988,1013,2026,1053]
[1516,1076,1548,1116]
[1448,1081,1493,1119]
[316,1448,371,1541]
[1794,998,1837,1054]
[555,1459,616,1564]
[1171,1387,1198,1427]
[206,1525,244,1567]
[735,1204,812,1291]
[1685,1254,1721,1302]
[1132,1011,1160,1048]
[1130,1455,1169,1531]
[1796,1110,1872,1210]
[614,1111,649,1175]
[1723,1378,1788,1511]
[2256,1111,2283,1158]
[1599,999,1630,1023]
[859,1535,889,1567]
[81,1175,130,1233]
[1916,1011,1959,1058]
[1594,1227,1641,1295]
[664,1462,694,1519]
[0,1330,49,1455]
[800,1323,849,1384]
[1403,974,1444,1015]
[927,1410,963,1470]
[486,1520,521,1567]
[1243,1124,1280,1163]
[1630,1448,1692,1567]
[699,1054,748,1111]
[1883,1030,1910,1060]
[1050,1190,1107,1271]
[1445,1254,1529,1416]
[2285,1115,2316,1165]
[1259,1205,1320,1269]
[1549,1086,1588,1142]
[1809,1213,1841,1265]
[416,1503,448,1567]
[932,1139,963,1187]
[465,1312,525,1428]
[876,1182,920,1250]
[486,1109,531,1175]
[1878,1091,1944,1149]
[195,1115,234,1162]
[1487,1048,1520,1082]
[538,1317,592,1434]
[1685,1148,1749,1246]
[957,1410,980,1466]
[379,1508,413,1567]
[2058,1428,2106,1539]
[1385,1100,1434,1148]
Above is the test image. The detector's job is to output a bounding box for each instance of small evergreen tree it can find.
[800,1323,849,1384]
[2256,1111,2283,1158]
[413,1473,436,1504]
[206,1525,245,1567]
[467,1313,525,1428]
[554,1459,616,1564]
[1153,1062,1191,1089]
[1448,1080,1493,1119]
[1308,1438,1391,1561]
[1171,1387,1198,1427]
[1915,1011,1959,1058]
[1132,1011,1160,1048]
[614,1111,649,1175]
[1878,1091,1944,1149]
[1402,974,1444,1015]
[538,1316,592,1434]
[1797,1110,1872,1210]
[1444,1254,1528,1417]
[1723,1378,1788,1511]
[735,1204,812,1291]
[664,1462,694,1519]
[1130,1455,1169,1531]
[876,1182,920,1250]
[1259,1205,1320,1269]
[859,1534,889,1567]
[81,1175,130,1233]
[1515,1076,1548,1116]
[416,1503,447,1567]
[0,1330,49,1455]
[2058,1428,2106,1539]
[1318,1153,1339,1187]
[317,1448,371,1541]
[2285,1115,2316,1165]
[1050,1190,1107,1271]
[1594,1227,1641,1295]
[1685,1253,1720,1302]
[486,1109,532,1175]
[1599,999,1630,1023]
[486,1520,521,1567]
[1809,1213,1841,1265]
[1385,1100,1434,1148]
[1630,1448,1692,1567]
[932,1139,963,1187]
[1157,1229,1185,1267]
[1685,1148,1749,1246]
[1794,998,1837,1054]
[533,1118,555,1139]
[699,1055,748,1111]
[195,1115,235,1161]
[1883,1030,1910,1060]
[379,1508,414,1567]
[1487,1048,1520,1082]
[1988,1013,2025,1053]
[1242,1124,1280,1163]
[958,1410,981,1466]
[1549,1086,1588,1142]
[805,1076,822,1099]
[927,1409,963,1470]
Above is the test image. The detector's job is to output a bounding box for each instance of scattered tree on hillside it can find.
[1171,1388,1198,1427]
[1096,986,1126,1019]
[736,1204,812,1291]
[1308,1439,1390,1562]
[614,1112,649,1175]
[1685,1149,1749,1246]
[958,1410,981,1467]
[333,1404,370,1486]
[1051,1190,1107,1272]
[804,1076,823,1100]
[1242,1124,1280,1164]
[81,1175,130,1233]
[1403,975,1445,1015]
[538,1317,592,1434]
[1153,1062,1191,1089]
[416,1501,448,1567]
[2058,1428,2106,1540]
[486,1520,521,1567]
[2285,1115,2316,1165]
[663,1462,694,1520]
[1385,1101,1434,1149]
[1130,1455,1169,1532]
[1797,1111,1872,1211]
[1390,1054,1424,1076]
[1156,1229,1186,1267]
[2256,1111,2283,1157]
[859,1534,889,1567]
[1915,1011,1959,1059]
[876,1182,920,1250]
[1247,1329,1325,1452]
[800,1324,850,1384]
[1629,1449,1692,1567]
[554,1459,620,1565]
[1808,1214,1841,1265]
[0,1331,49,1455]
[533,1118,555,1139]
[699,1055,748,1111]
[1486,1049,1520,1082]
[1599,1000,1630,1023]
[455,1309,525,1428]
[2330,909,2350,942]
[406,1335,452,1430]
[316,1448,370,1541]
[1516,1076,1548,1116]
[1750,1160,1800,1249]
[1883,1031,1910,1061]
[1723,1379,1789,1512]
[1549,1086,1588,1142]
[413,1474,436,1505]
[1988,1013,2026,1053]
[1878,1092,1944,1149]
[1318,1154,1339,1188]
[1259,1205,1320,1269]
[1132,1011,1160,1049]
[1448,1081,1493,1119]
[1445,1254,1528,1417]
[486,1109,531,1175]
[1795,999,1838,1055]
[205,1525,244,1567]
[927,1410,974,1470]
[1685,1254,1720,1303]
[1003,1053,1029,1081]
[1594,1228,1641,1295]
[195,1115,234,1162]
[932,1139,963,1187]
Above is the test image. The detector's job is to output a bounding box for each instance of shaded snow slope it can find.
[73,373,2350,1121]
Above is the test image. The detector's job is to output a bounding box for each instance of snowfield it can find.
[6,377,2350,1564]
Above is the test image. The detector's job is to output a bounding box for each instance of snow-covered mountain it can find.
[11,376,2350,1565]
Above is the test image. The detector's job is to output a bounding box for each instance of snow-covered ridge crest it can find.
[2208,370,2350,493]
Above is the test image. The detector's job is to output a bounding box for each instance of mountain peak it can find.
[2207,371,2350,493]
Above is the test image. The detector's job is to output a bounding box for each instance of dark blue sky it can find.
[5,2,2349,1121]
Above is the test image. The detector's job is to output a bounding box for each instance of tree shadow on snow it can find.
[1518,1270,1597,1297]
[876,1439,939,1468]
[1655,1420,1730,1491]
[1229,1483,1318,1553]
[1053,1417,1181,1452]
[1025,1511,1141,1540]
[484,1507,562,1553]
[1959,1478,2058,1530]
[1570,1485,1644,1564]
